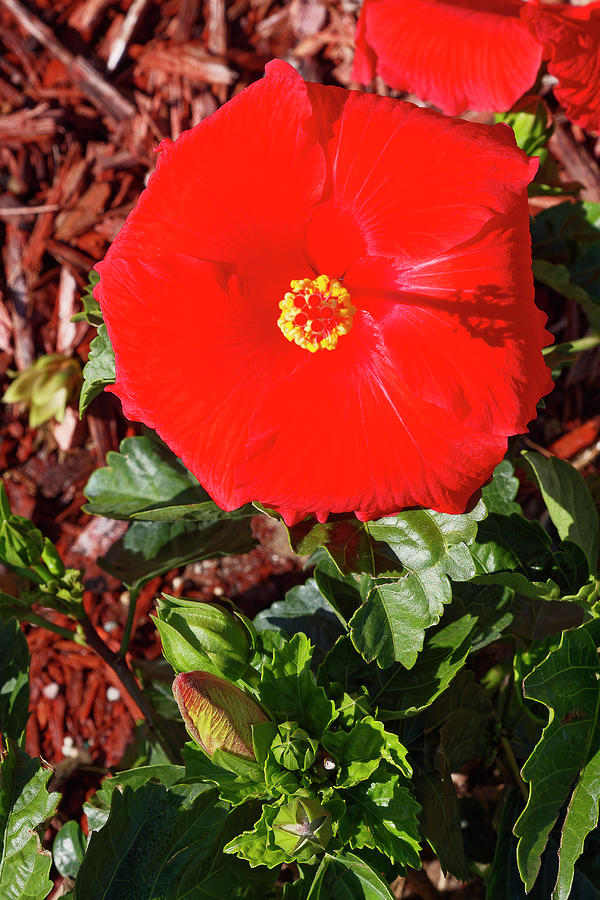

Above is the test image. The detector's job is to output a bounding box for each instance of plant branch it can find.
[119,586,139,657]
[501,734,528,803]
[80,612,182,765]
[22,612,86,643]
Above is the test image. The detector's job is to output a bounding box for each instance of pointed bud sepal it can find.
[272,796,333,863]
[173,671,268,759]
[154,595,255,680]
[271,722,318,771]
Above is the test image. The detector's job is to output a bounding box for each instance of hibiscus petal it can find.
[102,59,325,301]
[348,211,553,439]
[305,88,538,266]
[522,1,600,132]
[353,0,543,115]
[96,252,310,511]
[235,313,512,520]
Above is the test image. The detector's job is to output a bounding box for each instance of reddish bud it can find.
[172,671,268,759]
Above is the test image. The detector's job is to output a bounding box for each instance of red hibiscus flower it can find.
[95,61,552,526]
[522,1,600,133]
[353,0,543,116]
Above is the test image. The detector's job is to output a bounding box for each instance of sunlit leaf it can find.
[0,618,30,745]
[514,618,600,899]
[521,451,599,574]
[79,325,116,416]
[0,742,59,900]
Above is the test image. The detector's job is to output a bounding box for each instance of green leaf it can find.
[224,804,286,869]
[532,260,600,329]
[431,670,492,771]
[481,459,522,517]
[259,633,335,737]
[337,766,421,868]
[521,451,599,574]
[470,510,589,600]
[0,742,59,900]
[543,336,600,377]
[292,852,396,900]
[323,715,411,786]
[321,610,476,720]
[182,743,266,805]
[53,821,86,879]
[287,518,401,577]
[349,505,484,668]
[79,324,116,416]
[471,512,554,580]
[487,790,600,900]
[452,582,513,652]
[496,100,552,162]
[350,569,451,669]
[82,764,185,833]
[254,578,345,656]
[99,518,255,589]
[366,504,485,580]
[0,488,44,572]
[131,501,254,522]
[313,558,367,626]
[84,436,207,520]
[514,618,600,899]
[72,270,102,325]
[416,770,469,882]
[532,200,600,261]
[0,618,30,744]
[322,717,403,789]
[76,781,269,898]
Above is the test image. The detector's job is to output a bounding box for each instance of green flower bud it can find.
[2,354,81,428]
[272,796,332,862]
[271,722,318,771]
[154,595,255,680]
[41,537,65,578]
[173,671,268,759]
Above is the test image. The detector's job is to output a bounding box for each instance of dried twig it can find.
[106,0,151,71]
[2,221,33,370]
[0,0,136,121]
[550,122,600,202]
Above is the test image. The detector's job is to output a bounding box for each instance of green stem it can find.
[80,612,182,765]
[119,586,140,657]
[501,734,528,803]
[21,613,86,644]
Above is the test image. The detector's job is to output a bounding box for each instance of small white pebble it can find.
[171,576,184,591]
[42,682,60,700]
[323,758,336,771]
[213,586,224,596]
[106,686,121,702]
[103,620,118,633]
[61,736,79,758]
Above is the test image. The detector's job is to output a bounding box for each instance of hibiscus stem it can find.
[80,611,182,765]
[118,585,140,657]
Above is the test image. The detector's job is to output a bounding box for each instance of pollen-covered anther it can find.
[277,274,356,353]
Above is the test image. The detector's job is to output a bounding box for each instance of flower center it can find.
[277,275,356,353]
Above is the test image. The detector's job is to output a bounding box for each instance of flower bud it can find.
[172,671,268,759]
[272,796,332,860]
[271,723,318,771]
[155,595,254,680]
[2,353,81,428]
